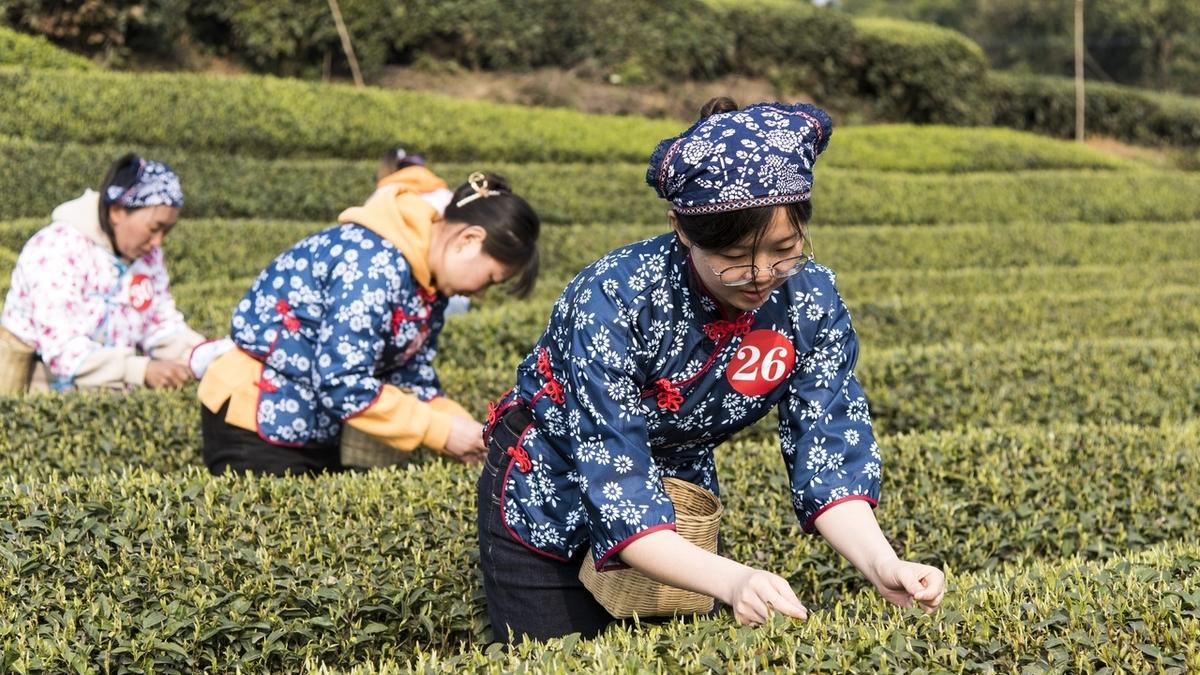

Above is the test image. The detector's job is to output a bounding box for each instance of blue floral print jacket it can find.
[230,222,447,446]
[487,232,880,570]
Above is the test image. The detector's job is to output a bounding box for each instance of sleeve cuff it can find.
[427,396,473,421]
[124,355,151,386]
[802,494,878,534]
[343,385,456,452]
[593,523,678,571]
[421,409,454,452]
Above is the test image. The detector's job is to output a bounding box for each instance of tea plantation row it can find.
[0,423,1195,672]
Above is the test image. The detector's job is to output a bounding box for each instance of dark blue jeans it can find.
[476,406,615,643]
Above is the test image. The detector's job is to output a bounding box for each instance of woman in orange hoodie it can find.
[196,168,540,476]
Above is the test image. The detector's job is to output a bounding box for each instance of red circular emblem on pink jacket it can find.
[128,274,154,312]
[726,329,796,397]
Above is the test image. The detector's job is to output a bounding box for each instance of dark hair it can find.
[97,153,144,249]
[675,97,812,254]
[443,172,540,298]
[697,95,739,119]
[376,145,426,183]
[675,201,812,252]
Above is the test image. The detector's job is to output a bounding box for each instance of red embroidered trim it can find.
[256,378,279,393]
[641,311,754,411]
[653,378,683,412]
[483,389,518,438]
[702,311,753,342]
[276,299,301,332]
[391,288,439,333]
[533,347,565,405]
[505,416,536,474]
[507,445,533,473]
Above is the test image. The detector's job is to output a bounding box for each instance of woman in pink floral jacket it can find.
[1,154,203,391]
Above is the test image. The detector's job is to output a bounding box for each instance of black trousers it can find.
[200,401,343,476]
[476,405,616,643]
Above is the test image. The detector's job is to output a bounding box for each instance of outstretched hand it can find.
[443,416,486,464]
[872,559,945,613]
[727,568,808,625]
[145,359,193,388]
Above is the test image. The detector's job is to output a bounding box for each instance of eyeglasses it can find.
[696,236,815,287]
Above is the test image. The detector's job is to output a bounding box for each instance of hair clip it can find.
[454,171,493,208]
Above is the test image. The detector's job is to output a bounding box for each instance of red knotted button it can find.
[654,378,684,412]
[507,445,532,473]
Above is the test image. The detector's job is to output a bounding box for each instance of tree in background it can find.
[831,0,1200,95]
[1087,0,1200,94]
[0,0,189,65]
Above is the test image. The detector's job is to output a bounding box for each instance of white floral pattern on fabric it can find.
[647,102,832,216]
[493,233,880,569]
[230,223,446,446]
[105,160,184,209]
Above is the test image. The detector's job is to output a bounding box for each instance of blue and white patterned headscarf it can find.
[646,102,832,216]
[104,159,184,209]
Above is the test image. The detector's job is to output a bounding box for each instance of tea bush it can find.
[390,541,1200,672]
[2,331,1197,474]
[0,67,679,163]
[0,26,94,70]
[151,219,1200,289]
[988,70,1200,148]
[10,157,1200,227]
[12,218,1197,294]
[0,423,1196,672]
[2,53,1198,672]
[437,336,1200,435]
[434,286,1200,368]
[0,131,1142,225]
[474,258,1200,313]
[849,18,988,125]
[819,124,1130,173]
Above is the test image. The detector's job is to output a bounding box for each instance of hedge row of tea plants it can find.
[988,70,1200,148]
[387,540,1200,672]
[0,422,1195,672]
[5,218,1196,293]
[819,124,1130,173]
[432,336,1200,435]
[427,286,1200,366]
[1,34,1197,673]
[470,258,1200,313]
[0,141,1190,225]
[0,125,1131,215]
[0,26,93,71]
[0,67,678,164]
[9,0,1200,149]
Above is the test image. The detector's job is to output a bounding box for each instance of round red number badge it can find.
[726,329,795,397]
[128,274,154,312]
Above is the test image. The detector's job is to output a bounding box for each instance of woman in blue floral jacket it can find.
[477,98,945,641]
[198,170,539,476]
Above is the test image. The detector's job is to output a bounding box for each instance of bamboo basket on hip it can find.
[339,425,415,469]
[580,476,725,618]
[0,325,36,394]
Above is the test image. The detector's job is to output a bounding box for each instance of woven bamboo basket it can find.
[339,425,411,469]
[0,326,35,394]
[579,476,723,618]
